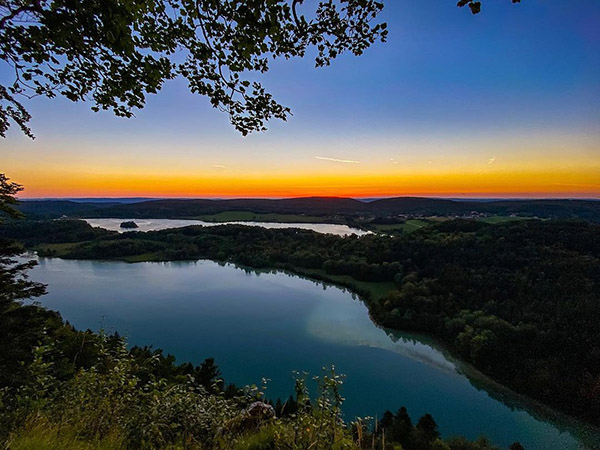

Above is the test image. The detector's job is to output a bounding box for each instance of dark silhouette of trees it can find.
[0,0,388,138]
[0,174,22,218]
[415,413,441,445]
[379,406,413,448]
[0,0,525,138]
[376,407,449,450]
[0,173,47,391]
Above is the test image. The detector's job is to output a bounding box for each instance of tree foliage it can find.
[0,0,387,137]
[0,173,47,401]
[0,174,23,219]
[0,0,525,138]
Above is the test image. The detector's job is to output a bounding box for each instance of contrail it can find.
[314,156,360,164]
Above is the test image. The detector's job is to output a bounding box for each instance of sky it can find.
[1,0,599,199]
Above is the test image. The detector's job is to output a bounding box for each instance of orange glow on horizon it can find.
[4,124,598,200]
[13,166,600,199]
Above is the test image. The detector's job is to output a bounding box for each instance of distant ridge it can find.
[15,196,600,222]
[22,197,160,204]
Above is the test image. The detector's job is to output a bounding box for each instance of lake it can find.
[28,257,598,450]
[83,218,369,236]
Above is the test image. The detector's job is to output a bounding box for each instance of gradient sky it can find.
[1,0,599,198]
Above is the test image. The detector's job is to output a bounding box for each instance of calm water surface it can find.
[83,218,369,236]
[28,257,598,450]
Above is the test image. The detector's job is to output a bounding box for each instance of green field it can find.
[479,215,531,224]
[34,242,83,257]
[122,252,163,263]
[370,219,431,234]
[192,211,329,223]
[370,216,532,233]
[294,267,396,300]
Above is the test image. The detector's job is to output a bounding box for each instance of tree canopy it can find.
[0,173,23,219]
[0,0,521,139]
[0,0,388,138]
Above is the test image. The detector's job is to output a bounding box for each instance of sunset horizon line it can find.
[18,194,600,201]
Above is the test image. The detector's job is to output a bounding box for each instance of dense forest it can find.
[16,196,600,222]
[2,218,599,430]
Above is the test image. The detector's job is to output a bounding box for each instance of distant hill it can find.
[367,197,473,215]
[62,197,160,204]
[15,197,600,222]
[15,200,113,219]
[475,199,600,222]
[56,197,368,218]
[367,198,600,221]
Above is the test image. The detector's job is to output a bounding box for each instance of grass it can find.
[293,268,396,301]
[192,211,328,223]
[370,216,532,232]
[8,410,357,450]
[370,219,430,234]
[479,215,531,224]
[122,252,163,263]
[7,419,125,450]
[34,242,85,257]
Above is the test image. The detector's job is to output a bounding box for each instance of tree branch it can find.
[0,1,42,30]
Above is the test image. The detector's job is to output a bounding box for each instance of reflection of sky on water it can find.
[83,218,369,236]
[306,297,457,374]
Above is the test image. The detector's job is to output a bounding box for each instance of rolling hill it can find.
[15,197,600,222]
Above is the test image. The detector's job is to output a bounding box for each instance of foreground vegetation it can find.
[1,330,510,450]
[2,217,599,430]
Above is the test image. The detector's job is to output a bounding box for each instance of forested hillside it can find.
[17,197,600,222]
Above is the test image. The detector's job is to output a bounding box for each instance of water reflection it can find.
[226,263,600,450]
